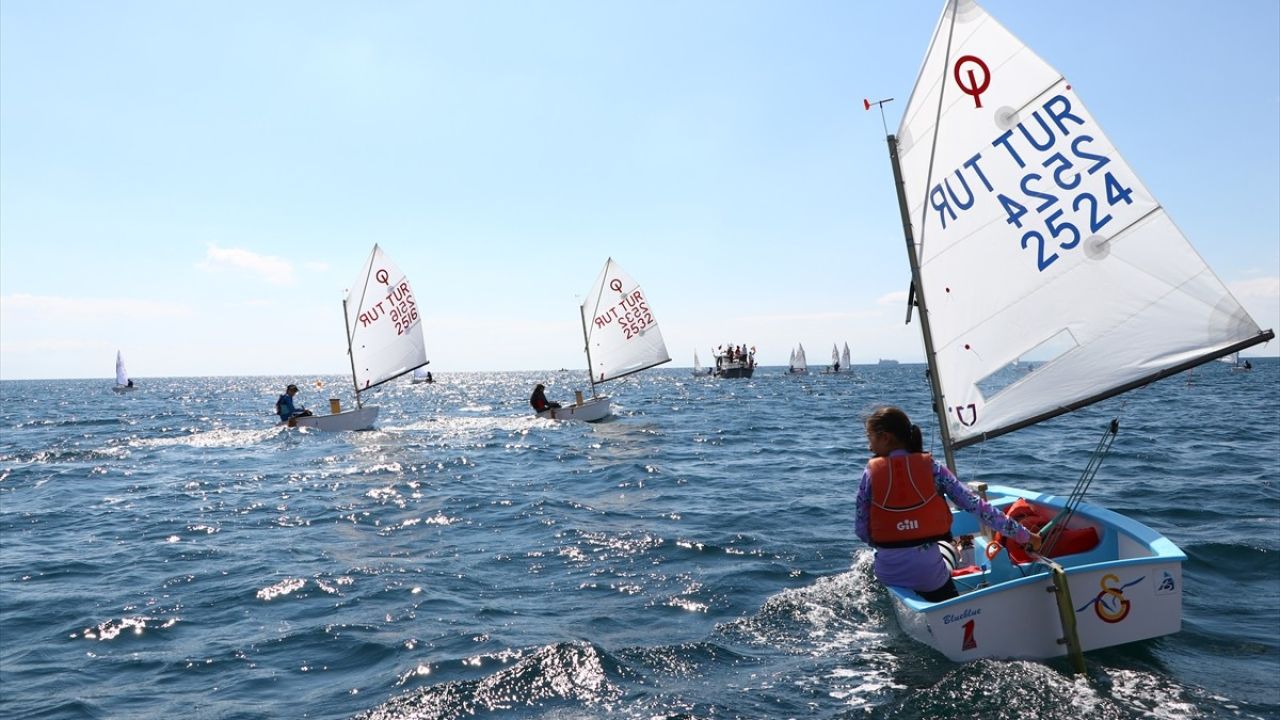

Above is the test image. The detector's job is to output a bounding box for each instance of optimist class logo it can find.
[954,55,991,108]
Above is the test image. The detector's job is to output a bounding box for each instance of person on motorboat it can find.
[529,383,561,414]
[275,383,313,424]
[854,406,1042,602]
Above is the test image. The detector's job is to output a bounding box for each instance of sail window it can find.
[974,329,1079,399]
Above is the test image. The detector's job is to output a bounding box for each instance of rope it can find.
[1040,418,1120,556]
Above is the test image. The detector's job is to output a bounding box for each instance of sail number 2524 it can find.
[999,135,1135,272]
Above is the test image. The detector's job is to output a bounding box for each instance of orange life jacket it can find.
[867,453,953,548]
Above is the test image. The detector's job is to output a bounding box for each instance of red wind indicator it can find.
[863,98,871,111]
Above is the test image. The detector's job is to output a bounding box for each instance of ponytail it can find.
[907,424,924,453]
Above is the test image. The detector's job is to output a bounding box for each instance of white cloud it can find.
[198,244,296,286]
[1229,276,1280,302]
[302,260,330,273]
[877,290,909,306]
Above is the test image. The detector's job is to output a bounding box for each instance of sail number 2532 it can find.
[998,135,1135,272]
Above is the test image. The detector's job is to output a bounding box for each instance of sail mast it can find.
[580,303,597,396]
[887,134,957,471]
[343,296,363,408]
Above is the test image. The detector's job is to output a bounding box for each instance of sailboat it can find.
[824,343,841,373]
[789,343,808,374]
[1220,351,1252,372]
[291,244,428,431]
[872,0,1274,664]
[411,366,433,384]
[111,350,135,393]
[841,342,852,371]
[540,258,670,422]
[692,350,707,377]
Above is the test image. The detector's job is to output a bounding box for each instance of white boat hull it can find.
[289,406,379,432]
[537,395,611,423]
[886,484,1184,662]
[112,385,135,394]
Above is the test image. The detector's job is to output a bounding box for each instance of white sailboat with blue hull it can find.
[873,0,1273,665]
[291,244,428,432]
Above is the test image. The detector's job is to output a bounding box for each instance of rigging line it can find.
[1042,418,1120,556]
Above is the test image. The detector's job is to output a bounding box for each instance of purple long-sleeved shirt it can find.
[854,450,1031,593]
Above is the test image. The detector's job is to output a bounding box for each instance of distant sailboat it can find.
[789,343,808,374]
[291,244,428,431]
[824,343,841,373]
[693,350,706,376]
[1219,351,1252,372]
[841,342,851,371]
[541,258,670,421]
[112,351,135,393]
[411,366,433,384]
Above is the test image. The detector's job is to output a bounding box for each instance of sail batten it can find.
[895,0,1271,448]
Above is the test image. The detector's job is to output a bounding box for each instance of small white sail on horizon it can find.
[112,350,135,393]
[789,343,808,373]
[841,342,851,370]
[693,350,704,376]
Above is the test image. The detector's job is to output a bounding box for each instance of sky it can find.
[2,0,1277,380]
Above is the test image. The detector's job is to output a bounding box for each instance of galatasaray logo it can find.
[1076,573,1144,623]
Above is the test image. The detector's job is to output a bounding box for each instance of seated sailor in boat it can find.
[275,383,313,424]
[529,383,561,414]
[854,406,1042,602]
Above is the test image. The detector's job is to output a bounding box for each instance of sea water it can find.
[1,361,1277,719]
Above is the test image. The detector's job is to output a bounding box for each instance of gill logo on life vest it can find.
[954,404,977,427]
[896,519,919,531]
[1076,573,1144,623]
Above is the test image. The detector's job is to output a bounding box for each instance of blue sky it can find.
[2,0,1277,380]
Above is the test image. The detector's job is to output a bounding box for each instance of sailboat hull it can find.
[112,385,136,394]
[537,395,611,423]
[289,406,379,432]
[885,484,1184,662]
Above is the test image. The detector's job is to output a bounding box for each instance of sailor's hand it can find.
[1025,531,1043,553]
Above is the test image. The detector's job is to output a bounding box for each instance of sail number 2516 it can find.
[998,135,1135,272]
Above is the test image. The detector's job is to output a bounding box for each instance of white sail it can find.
[581,258,670,383]
[115,351,129,386]
[896,0,1268,447]
[345,244,428,392]
[693,350,703,375]
[830,344,840,369]
[789,348,796,366]
[841,342,851,369]
[790,344,809,373]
